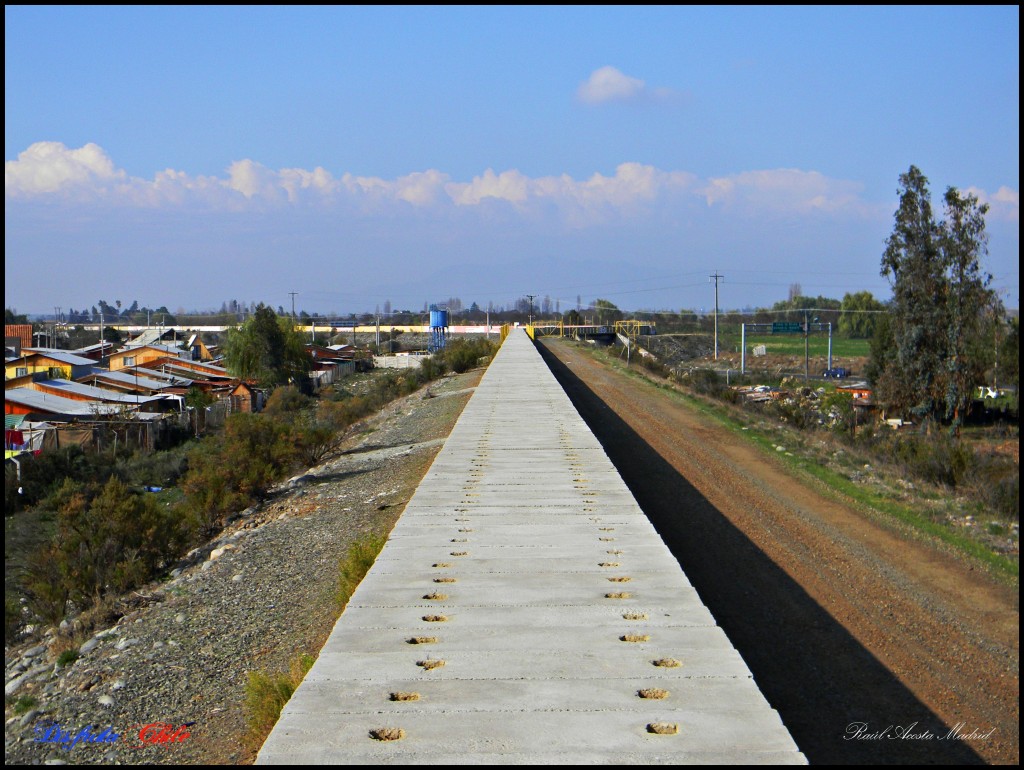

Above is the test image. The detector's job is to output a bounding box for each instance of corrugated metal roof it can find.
[31,379,168,405]
[84,370,179,391]
[19,349,97,366]
[5,414,26,429]
[4,387,125,416]
[131,366,194,386]
[124,329,174,347]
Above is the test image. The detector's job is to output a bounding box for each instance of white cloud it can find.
[698,169,868,215]
[4,141,125,197]
[447,169,531,205]
[964,185,1019,223]
[4,141,930,227]
[576,66,647,104]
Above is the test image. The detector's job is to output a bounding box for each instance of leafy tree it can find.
[6,307,29,324]
[223,303,310,388]
[875,166,947,421]
[940,187,996,430]
[592,298,622,324]
[997,316,1018,395]
[874,167,999,431]
[838,291,886,338]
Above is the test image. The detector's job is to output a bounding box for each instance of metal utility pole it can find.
[288,292,298,320]
[709,273,724,360]
[525,294,536,326]
[804,309,810,381]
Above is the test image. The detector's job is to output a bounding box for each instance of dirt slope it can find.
[540,338,1018,765]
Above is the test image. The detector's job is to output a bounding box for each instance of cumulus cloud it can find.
[698,169,869,216]
[964,185,1019,223]
[577,66,646,104]
[6,141,940,228]
[4,141,125,197]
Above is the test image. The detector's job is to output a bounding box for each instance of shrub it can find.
[685,368,726,397]
[444,338,497,374]
[15,446,116,511]
[22,477,191,624]
[182,413,298,534]
[263,385,312,417]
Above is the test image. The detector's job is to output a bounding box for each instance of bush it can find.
[263,385,312,417]
[182,413,297,534]
[22,477,191,623]
[444,338,497,374]
[115,445,191,489]
[14,446,116,512]
[684,368,726,398]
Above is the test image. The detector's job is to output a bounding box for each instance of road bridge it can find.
[256,328,805,764]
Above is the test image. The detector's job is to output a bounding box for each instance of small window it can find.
[16,367,27,377]
[123,356,136,367]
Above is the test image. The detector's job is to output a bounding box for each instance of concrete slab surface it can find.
[256,329,805,765]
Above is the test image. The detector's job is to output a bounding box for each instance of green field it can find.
[724,334,871,358]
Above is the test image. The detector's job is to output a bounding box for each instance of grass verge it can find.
[243,652,315,753]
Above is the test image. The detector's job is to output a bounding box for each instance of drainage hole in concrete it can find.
[423,592,449,601]
[432,563,453,568]
[370,727,406,741]
[433,577,457,583]
[620,634,650,643]
[422,615,448,622]
[450,551,468,557]
[652,658,682,668]
[598,562,620,568]
[417,659,446,670]
[407,637,439,644]
[389,692,421,702]
[637,688,669,700]
[607,576,632,583]
[623,612,648,620]
[647,722,679,735]
[605,592,632,599]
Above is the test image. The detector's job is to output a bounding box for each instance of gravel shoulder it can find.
[4,369,482,765]
[540,338,1018,765]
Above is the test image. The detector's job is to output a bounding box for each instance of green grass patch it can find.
[727,334,871,359]
[10,694,39,715]
[244,652,316,751]
[338,533,387,610]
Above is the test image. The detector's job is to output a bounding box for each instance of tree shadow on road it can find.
[538,342,984,765]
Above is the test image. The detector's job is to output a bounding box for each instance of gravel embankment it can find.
[4,370,481,765]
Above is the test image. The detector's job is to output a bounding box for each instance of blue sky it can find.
[5,6,1019,317]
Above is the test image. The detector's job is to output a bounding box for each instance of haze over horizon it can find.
[5,7,1019,317]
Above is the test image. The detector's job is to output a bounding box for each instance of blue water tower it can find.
[428,304,449,352]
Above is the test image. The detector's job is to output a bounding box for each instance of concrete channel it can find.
[256,328,806,764]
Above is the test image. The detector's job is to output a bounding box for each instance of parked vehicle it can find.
[822,367,849,379]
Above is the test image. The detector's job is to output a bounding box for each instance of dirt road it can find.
[539,338,1018,765]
